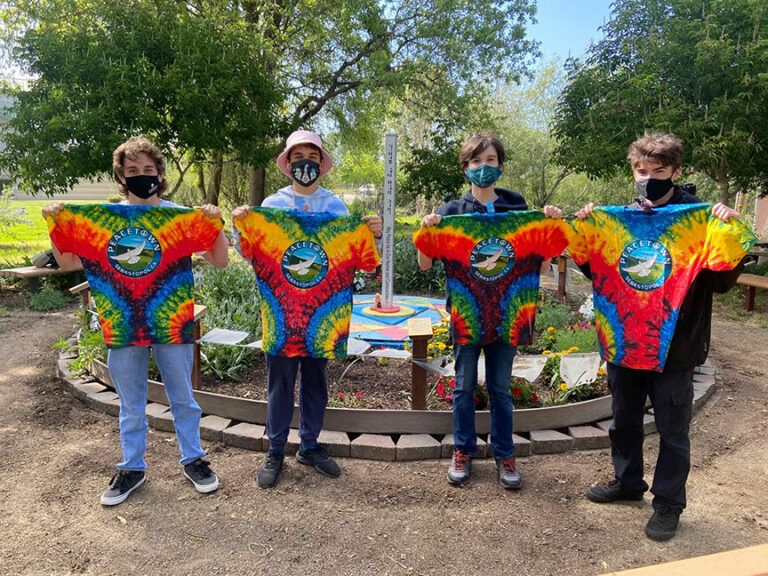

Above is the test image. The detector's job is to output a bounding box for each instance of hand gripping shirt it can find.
[413,212,574,347]
[234,207,380,359]
[569,204,757,372]
[46,204,223,348]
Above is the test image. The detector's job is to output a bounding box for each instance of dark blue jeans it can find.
[265,355,328,455]
[607,362,694,513]
[453,341,517,459]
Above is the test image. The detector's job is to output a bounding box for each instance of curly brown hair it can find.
[112,137,168,198]
[626,132,683,170]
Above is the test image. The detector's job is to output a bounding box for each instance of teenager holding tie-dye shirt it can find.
[416,133,568,491]
[573,132,754,542]
[44,137,228,506]
[232,130,381,488]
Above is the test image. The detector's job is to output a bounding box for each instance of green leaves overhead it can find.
[552,0,768,200]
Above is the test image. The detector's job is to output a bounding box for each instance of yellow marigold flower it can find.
[441,317,450,323]
[560,350,570,355]
[428,342,435,350]
[437,342,446,350]
[560,382,568,391]
[569,346,579,352]
[546,326,556,334]
[542,350,552,355]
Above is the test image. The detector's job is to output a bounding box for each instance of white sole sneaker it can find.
[100,474,145,506]
[184,471,219,493]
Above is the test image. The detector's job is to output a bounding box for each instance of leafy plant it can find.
[195,261,262,380]
[67,328,107,377]
[28,284,70,311]
[392,236,445,295]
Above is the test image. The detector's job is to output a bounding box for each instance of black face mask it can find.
[635,178,674,202]
[290,159,321,187]
[124,174,161,199]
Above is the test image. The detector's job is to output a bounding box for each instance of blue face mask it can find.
[465,164,502,188]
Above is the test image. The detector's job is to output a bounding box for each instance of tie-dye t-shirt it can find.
[413,212,574,347]
[47,204,223,348]
[235,208,380,359]
[569,204,756,372]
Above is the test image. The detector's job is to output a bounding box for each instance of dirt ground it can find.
[1,293,767,576]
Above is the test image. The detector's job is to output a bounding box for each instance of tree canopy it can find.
[0,0,281,196]
[552,0,768,201]
[0,0,539,199]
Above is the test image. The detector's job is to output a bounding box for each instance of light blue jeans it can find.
[453,341,517,459]
[107,344,205,471]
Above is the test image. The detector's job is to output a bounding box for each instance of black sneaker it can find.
[296,445,340,478]
[100,470,145,506]
[183,458,219,493]
[258,451,284,488]
[586,478,644,503]
[447,450,472,485]
[645,508,681,541]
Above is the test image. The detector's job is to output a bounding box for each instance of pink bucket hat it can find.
[276,130,334,179]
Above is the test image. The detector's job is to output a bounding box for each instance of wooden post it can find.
[192,304,207,390]
[745,286,756,311]
[557,255,568,299]
[69,280,92,328]
[408,317,433,410]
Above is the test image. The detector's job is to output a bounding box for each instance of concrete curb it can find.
[55,349,716,461]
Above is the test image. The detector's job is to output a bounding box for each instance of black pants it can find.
[607,362,694,513]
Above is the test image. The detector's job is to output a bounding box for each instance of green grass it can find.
[0,200,98,266]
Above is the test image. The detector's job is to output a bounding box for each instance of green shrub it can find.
[195,260,262,380]
[28,284,70,311]
[392,236,445,295]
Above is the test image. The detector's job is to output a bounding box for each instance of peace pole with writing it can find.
[379,132,399,312]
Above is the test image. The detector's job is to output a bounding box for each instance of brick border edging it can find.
[55,338,716,461]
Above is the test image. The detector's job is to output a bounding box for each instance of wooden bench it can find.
[736,273,768,311]
[68,281,208,388]
[0,265,73,291]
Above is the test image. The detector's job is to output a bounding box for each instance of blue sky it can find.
[528,0,615,62]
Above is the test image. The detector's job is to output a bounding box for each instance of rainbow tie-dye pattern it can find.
[569,204,757,372]
[235,208,380,359]
[47,204,223,348]
[413,212,574,347]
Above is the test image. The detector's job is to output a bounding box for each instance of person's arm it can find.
[42,203,83,271]
[417,213,442,271]
[229,204,251,261]
[199,204,229,268]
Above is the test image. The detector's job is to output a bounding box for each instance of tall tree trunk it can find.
[196,163,206,203]
[205,151,224,206]
[249,165,266,206]
[714,171,730,204]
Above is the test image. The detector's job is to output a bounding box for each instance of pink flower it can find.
[337,392,345,399]
[531,393,539,403]
[448,378,456,388]
[355,391,362,399]
[511,387,522,398]
[437,381,445,397]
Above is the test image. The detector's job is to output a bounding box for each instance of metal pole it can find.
[381,133,397,310]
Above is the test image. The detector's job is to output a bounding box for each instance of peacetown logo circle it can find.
[618,240,672,291]
[281,241,329,288]
[469,237,515,283]
[106,228,162,277]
